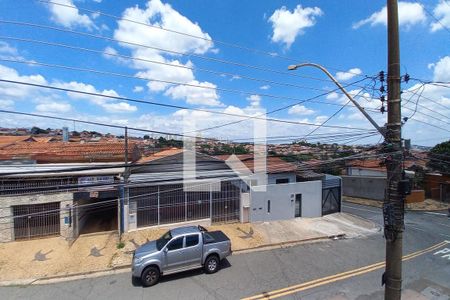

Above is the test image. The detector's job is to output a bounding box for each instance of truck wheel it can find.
[141,266,160,287]
[204,255,220,274]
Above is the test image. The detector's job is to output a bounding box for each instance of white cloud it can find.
[0,99,14,109]
[335,68,363,81]
[268,4,323,48]
[164,80,222,106]
[246,95,261,107]
[431,1,450,32]
[36,102,72,113]
[102,102,138,113]
[353,2,426,29]
[53,81,138,112]
[288,104,315,115]
[314,115,328,124]
[47,0,95,30]
[326,92,339,100]
[133,86,144,93]
[0,64,47,98]
[113,0,218,104]
[260,85,271,90]
[431,55,450,82]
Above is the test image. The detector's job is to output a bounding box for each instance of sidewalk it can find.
[0,212,378,285]
[344,196,449,211]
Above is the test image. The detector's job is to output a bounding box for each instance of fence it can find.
[129,180,241,227]
[11,202,60,240]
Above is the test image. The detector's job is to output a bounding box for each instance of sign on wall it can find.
[78,176,115,191]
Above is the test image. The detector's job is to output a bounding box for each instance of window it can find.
[267,200,271,213]
[185,234,199,247]
[156,230,172,250]
[167,237,184,251]
[276,178,289,184]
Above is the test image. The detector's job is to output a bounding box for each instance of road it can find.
[1,202,449,299]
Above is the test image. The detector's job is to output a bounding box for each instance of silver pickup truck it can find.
[132,225,232,287]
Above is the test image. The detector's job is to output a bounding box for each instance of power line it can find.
[417,0,450,35]
[0,57,369,106]
[0,80,375,132]
[0,35,366,95]
[0,20,359,86]
[185,77,376,134]
[37,0,369,78]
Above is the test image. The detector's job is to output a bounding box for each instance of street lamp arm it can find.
[288,63,385,138]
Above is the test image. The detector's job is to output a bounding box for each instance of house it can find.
[213,154,340,223]
[0,146,342,243]
[0,140,138,242]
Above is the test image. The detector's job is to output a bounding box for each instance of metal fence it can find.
[12,202,60,240]
[322,177,342,216]
[0,177,78,196]
[130,180,241,227]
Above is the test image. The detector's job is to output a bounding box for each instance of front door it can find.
[295,194,302,217]
[165,236,185,271]
[183,234,202,267]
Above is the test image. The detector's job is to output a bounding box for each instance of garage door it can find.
[13,202,60,240]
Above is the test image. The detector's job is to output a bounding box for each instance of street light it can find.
[288,63,385,138]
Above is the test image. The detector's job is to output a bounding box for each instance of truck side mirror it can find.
[164,247,169,253]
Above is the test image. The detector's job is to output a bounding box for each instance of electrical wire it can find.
[0,20,364,86]
[0,36,365,95]
[37,0,369,79]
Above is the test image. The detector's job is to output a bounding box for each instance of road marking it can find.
[242,241,449,300]
[424,212,448,216]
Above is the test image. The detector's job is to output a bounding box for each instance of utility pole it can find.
[384,0,404,299]
[120,126,130,236]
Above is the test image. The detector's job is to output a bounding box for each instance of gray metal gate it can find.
[12,202,60,240]
[130,180,241,228]
[322,177,342,216]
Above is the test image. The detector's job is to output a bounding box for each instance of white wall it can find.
[347,167,386,177]
[249,181,322,222]
[268,173,296,185]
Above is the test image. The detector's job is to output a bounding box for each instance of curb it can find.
[343,200,447,212]
[0,234,346,287]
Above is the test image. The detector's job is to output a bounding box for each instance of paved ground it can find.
[0,203,449,299]
[0,213,376,282]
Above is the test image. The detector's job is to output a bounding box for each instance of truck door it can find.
[165,236,185,271]
[183,234,202,267]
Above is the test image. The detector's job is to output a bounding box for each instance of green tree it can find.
[427,140,450,174]
[30,126,48,134]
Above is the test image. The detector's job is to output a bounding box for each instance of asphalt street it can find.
[1,202,449,300]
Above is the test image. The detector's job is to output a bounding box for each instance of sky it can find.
[0,0,449,146]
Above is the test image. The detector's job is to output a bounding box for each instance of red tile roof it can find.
[214,154,297,174]
[138,148,184,163]
[0,136,35,148]
[0,142,140,163]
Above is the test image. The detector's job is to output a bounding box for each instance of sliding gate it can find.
[12,202,60,240]
[322,177,342,216]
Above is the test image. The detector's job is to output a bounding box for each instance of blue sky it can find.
[0,0,449,146]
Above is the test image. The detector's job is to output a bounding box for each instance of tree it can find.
[30,126,48,134]
[143,135,150,140]
[427,140,450,174]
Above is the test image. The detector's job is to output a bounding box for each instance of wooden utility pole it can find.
[384,0,404,299]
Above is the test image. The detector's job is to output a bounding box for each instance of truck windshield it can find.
[156,231,172,251]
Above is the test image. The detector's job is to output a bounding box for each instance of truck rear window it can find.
[186,234,199,247]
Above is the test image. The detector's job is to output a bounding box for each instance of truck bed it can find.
[202,231,230,244]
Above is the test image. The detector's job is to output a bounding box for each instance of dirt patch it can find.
[344,196,448,211]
